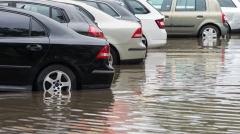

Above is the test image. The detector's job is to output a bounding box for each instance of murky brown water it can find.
[1,35,240,133]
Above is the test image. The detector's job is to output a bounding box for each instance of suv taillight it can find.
[89,26,105,38]
[132,28,142,38]
[222,13,227,23]
[97,45,110,59]
[156,19,165,29]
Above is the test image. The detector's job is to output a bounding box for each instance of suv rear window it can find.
[127,0,149,14]
[176,0,206,11]
[217,0,236,7]
[147,0,172,11]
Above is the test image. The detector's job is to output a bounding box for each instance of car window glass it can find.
[51,8,66,23]
[0,12,30,37]
[75,6,95,21]
[31,19,46,36]
[16,3,50,17]
[217,0,236,7]
[119,0,127,8]
[196,0,206,11]
[0,3,8,6]
[99,3,119,17]
[82,1,100,9]
[128,0,149,14]
[147,0,172,11]
[176,0,195,11]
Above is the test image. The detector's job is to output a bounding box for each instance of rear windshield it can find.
[128,0,149,14]
[75,5,95,21]
[117,2,136,17]
[217,0,236,7]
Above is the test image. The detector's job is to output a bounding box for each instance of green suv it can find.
[147,0,228,38]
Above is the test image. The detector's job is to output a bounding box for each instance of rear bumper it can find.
[82,70,115,89]
[120,58,144,64]
[217,23,228,36]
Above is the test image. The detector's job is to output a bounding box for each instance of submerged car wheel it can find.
[36,65,77,91]
[199,25,220,38]
[110,47,118,65]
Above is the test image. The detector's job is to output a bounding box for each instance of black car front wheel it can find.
[36,65,77,91]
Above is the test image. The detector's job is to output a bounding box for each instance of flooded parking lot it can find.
[1,35,240,133]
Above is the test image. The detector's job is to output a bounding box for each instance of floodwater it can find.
[1,35,240,133]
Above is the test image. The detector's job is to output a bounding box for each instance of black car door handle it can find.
[26,44,42,51]
[197,15,203,18]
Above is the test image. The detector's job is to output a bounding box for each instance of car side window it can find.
[147,0,173,11]
[176,0,195,11]
[0,3,8,6]
[0,11,30,37]
[217,0,236,7]
[51,8,66,23]
[82,1,101,9]
[75,5,95,21]
[99,3,120,17]
[31,19,46,36]
[16,3,50,17]
[127,0,149,14]
[176,0,206,11]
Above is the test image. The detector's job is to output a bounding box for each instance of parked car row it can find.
[0,0,237,92]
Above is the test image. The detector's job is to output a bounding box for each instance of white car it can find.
[218,0,240,32]
[119,0,167,48]
[53,0,146,65]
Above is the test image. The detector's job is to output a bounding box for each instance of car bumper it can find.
[120,58,144,64]
[145,28,167,47]
[217,23,228,36]
[147,39,167,48]
[82,69,115,89]
[114,39,146,62]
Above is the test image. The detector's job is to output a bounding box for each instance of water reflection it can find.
[1,35,240,133]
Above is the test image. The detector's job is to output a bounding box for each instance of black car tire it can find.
[36,65,77,91]
[110,47,118,65]
[199,25,220,38]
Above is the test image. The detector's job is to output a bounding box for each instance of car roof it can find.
[0,6,78,36]
[76,0,141,22]
[0,6,107,46]
[3,0,72,8]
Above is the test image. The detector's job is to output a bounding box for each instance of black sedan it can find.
[0,6,114,91]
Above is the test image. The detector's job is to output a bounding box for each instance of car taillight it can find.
[89,26,105,38]
[132,28,142,38]
[97,45,110,59]
[222,13,227,23]
[156,19,165,29]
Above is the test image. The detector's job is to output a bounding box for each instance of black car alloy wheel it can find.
[36,65,77,91]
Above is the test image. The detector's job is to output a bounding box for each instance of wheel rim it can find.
[109,53,113,65]
[43,70,71,92]
[202,37,217,47]
[202,28,217,38]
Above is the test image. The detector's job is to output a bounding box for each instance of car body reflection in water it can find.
[1,35,240,133]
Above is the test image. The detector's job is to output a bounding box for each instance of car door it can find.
[171,0,208,34]
[147,0,174,33]
[218,0,240,30]
[0,11,49,85]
